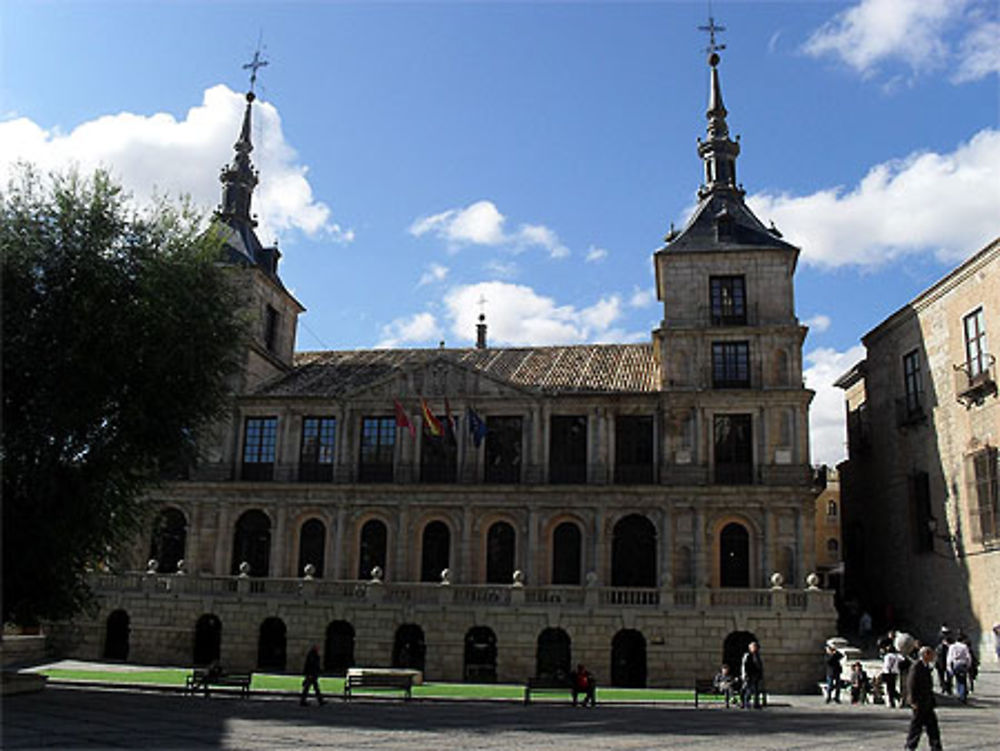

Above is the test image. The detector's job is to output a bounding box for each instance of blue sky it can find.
[3,0,998,466]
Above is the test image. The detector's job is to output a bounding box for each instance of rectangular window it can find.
[485,416,522,484]
[420,410,457,483]
[242,417,277,481]
[549,415,587,484]
[713,414,753,484]
[910,471,934,553]
[710,276,746,326]
[903,349,923,415]
[299,417,336,482]
[967,447,999,542]
[264,305,279,353]
[615,415,654,484]
[712,341,750,388]
[964,307,987,378]
[358,416,395,483]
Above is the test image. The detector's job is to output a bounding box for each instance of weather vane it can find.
[698,13,726,56]
[243,36,269,95]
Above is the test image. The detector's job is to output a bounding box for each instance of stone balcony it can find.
[89,572,832,614]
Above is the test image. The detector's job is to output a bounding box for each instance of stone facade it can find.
[812,467,842,590]
[54,49,836,691]
[837,238,999,658]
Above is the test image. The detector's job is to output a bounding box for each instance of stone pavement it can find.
[4,667,999,750]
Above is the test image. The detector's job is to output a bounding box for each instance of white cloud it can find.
[748,128,1000,268]
[804,0,998,82]
[585,245,608,263]
[630,287,656,309]
[804,345,866,467]
[483,259,519,279]
[418,263,449,287]
[0,85,351,245]
[805,314,832,334]
[410,200,570,259]
[376,312,444,349]
[443,281,627,346]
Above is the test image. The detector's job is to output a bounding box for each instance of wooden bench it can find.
[344,672,413,700]
[186,668,252,698]
[694,678,720,708]
[524,676,572,705]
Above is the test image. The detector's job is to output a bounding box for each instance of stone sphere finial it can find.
[146,558,159,575]
[770,572,785,589]
[440,568,451,586]
[175,559,187,576]
[238,561,251,577]
[805,572,820,590]
[585,570,598,587]
[370,565,384,583]
[512,569,524,587]
[303,563,316,580]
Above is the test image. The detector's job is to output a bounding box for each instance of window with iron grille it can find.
[710,276,746,325]
[712,341,750,388]
[964,307,988,378]
[242,417,277,480]
[614,415,654,484]
[359,417,395,483]
[549,415,587,484]
[903,349,923,415]
[300,417,336,482]
[967,447,999,543]
[485,416,522,483]
[713,414,753,484]
[264,305,279,352]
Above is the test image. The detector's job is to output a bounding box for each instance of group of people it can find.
[711,640,765,710]
[933,626,978,704]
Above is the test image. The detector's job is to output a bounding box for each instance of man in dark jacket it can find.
[824,645,843,703]
[741,641,764,709]
[300,645,324,706]
[905,646,943,751]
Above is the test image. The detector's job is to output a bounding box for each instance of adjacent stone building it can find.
[836,238,999,658]
[54,47,835,691]
[812,466,842,593]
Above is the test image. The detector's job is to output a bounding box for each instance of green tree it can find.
[2,167,246,624]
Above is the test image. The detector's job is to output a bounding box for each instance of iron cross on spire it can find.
[243,42,269,95]
[698,15,726,56]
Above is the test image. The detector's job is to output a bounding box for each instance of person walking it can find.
[880,645,902,708]
[300,644,324,706]
[935,628,952,694]
[741,641,764,709]
[905,646,943,751]
[824,644,843,704]
[947,633,972,703]
[569,663,596,707]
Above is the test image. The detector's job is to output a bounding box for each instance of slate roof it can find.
[254,343,661,398]
[659,192,799,255]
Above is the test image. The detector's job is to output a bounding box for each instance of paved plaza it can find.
[4,668,999,750]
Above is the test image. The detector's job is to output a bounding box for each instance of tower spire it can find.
[218,47,269,228]
[696,19,742,200]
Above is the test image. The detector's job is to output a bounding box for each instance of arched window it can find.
[392,624,426,671]
[231,510,271,577]
[611,514,657,587]
[719,522,750,588]
[193,614,221,666]
[257,617,287,672]
[486,521,516,584]
[551,522,582,585]
[149,507,186,574]
[536,627,571,681]
[358,519,387,579]
[420,521,451,582]
[103,609,130,661]
[827,538,840,555]
[297,518,326,578]
[827,500,838,517]
[611,629,647,688]
[324,620,355,674]
[464,626,497,683]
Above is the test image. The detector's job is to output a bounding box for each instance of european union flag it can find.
[467,407,488,448]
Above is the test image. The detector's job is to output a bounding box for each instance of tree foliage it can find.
[2,166,246,623]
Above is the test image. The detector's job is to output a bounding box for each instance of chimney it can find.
[476,313,487,349]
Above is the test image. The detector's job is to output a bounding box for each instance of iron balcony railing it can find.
[954,353,997,406]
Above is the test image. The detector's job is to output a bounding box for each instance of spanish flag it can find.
[421,398,443,437]
[394,399,416,438]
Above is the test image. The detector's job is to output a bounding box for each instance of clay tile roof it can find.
[255,343,660,398]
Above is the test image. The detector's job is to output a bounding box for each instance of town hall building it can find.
[53,42,835,692]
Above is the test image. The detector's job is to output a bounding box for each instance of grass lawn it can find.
[36,666,717,703]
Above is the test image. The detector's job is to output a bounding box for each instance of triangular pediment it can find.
[342,355,533,403]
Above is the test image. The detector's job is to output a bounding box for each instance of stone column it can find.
[214,503,232,575]
[593,507,606,584]
[273,505,289,578]
[185,503,201,574]
[794,506,804,588]
[333,506,345,579]
[762,508,773,584]
[694,506,707,588]
[462,507,474,583]
[541,403,552,483]
[395,504,409,582]
[525,508,537,584]
[660,504,673,588]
